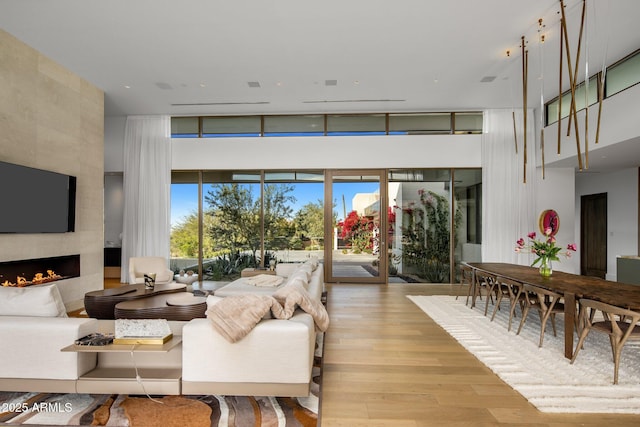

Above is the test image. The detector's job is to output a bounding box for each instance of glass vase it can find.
[539,259,552,278]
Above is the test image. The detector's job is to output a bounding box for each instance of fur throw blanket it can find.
[207,284,329,343]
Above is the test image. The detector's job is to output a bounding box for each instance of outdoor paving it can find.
[172,249,408,284]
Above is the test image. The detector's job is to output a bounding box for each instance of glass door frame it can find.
[324,169,388,284]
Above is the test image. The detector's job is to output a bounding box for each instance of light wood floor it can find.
[319,283,640,427]
[95,279,640,425]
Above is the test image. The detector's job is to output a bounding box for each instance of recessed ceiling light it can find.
[248,81,261,88]
[199,83,206,88]
[155,82,173,90]
[124,85,131,89]
[276,82,283,87]
[354,80,360,85]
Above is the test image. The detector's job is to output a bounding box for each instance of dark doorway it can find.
[580,193,607,278]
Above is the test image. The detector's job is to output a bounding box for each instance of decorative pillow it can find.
[0,284,67,317]
[285,274,308,290]
[290,266,311,282]
[299,263,313,276]
[275,263,296,277]
[304,257,319,270]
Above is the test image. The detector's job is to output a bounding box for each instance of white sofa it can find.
[0,316,98,393]
[0,284,98,392]
[0,262,326,397]
[181,260,325,396]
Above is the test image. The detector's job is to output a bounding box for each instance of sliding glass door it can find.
[325,170,387,284]
[171,168,482,285]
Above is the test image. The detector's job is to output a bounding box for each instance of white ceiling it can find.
[1,0,639,171]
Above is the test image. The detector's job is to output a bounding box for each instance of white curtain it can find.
[481,109,537,265]
[121,116,172,283]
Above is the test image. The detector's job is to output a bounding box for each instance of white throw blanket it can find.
[207,284,329,343]
[245,274,284,287]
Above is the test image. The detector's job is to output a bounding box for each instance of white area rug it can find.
[408,295,640,413]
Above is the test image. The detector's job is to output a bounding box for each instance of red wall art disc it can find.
[539,209,559,236]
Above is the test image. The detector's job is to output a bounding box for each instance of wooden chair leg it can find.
[538,309,557,347]
[507,300,518,331]
[490,291,504,321]
[613,344,622,385]
[570,327,592,364]
[464,278,475,306]
[517,304,531,335]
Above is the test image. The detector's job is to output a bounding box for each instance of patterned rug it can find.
[408,295,640,413]
[0,334,323,426]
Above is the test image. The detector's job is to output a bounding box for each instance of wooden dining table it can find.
[466,262,640,359]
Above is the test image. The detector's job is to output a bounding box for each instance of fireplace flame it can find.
[1,270,62,287]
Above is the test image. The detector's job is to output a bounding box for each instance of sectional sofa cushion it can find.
[0,283,67,317]
[275,258,318,278]
[275,263,300,277]
[0,316,97,379]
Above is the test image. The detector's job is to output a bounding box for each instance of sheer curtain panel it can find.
[481,109,537,264]
[121,116,172,283]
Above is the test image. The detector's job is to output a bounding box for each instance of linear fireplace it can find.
[0,255,80,287]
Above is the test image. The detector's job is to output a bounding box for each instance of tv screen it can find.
[0,161,76,233]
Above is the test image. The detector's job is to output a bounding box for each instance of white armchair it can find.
[128,257,174,285]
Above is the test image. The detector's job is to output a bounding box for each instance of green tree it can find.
[170,212,199,258]
[263,184,296,251]
[170,212,216,259]
[294,199,325,246]
[204,183,296,262]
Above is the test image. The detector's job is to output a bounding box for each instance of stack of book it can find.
[113,318,172,345]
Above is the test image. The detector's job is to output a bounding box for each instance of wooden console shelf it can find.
[62,336,182,394]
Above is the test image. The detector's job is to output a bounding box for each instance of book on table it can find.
[113,318,173,345]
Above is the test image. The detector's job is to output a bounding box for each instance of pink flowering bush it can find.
[515,227,577,267]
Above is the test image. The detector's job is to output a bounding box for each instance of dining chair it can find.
[457,262,474,305]
[472,270,497,315]
[492,276,526,331]
[570,298,640,384]
[516,284,564,347]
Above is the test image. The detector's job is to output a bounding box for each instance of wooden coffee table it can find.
[84,283,187,319]
[114,293,207,321]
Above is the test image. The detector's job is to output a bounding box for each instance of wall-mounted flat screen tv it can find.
[0,161,76,233]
